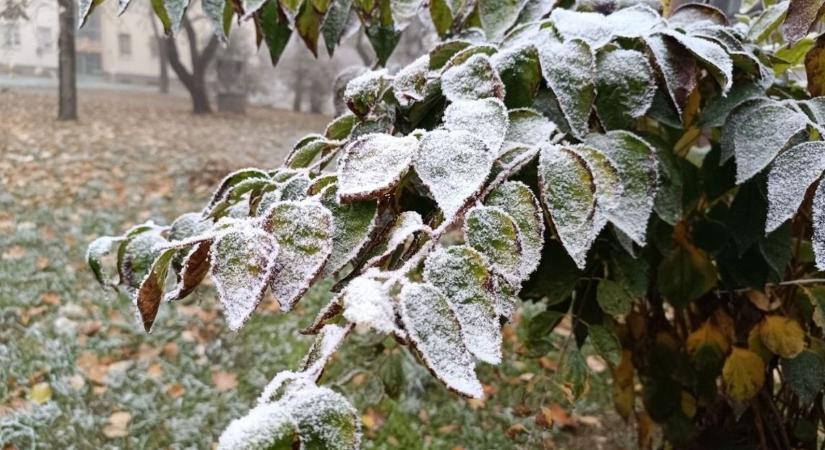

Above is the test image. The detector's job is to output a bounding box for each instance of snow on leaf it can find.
[783,0,824,45]
[464,206,523,284]
[319,185,379,277]
[719,98,774,165]
[164,241,211,302]
[393,54,432,106]
[814,180,825,270]
[117,0,132,15]
[163,0,190,33]
[210,221,279,331]
[698,82,765,128]
[263,200,334,311]
[551,9,613,48]
[643,33,698,117]
[135,248,177,333]
[733,103,809,184]
[586,131,658,246]
[765,142,825,233]
[169,212,212,242]
[302,297,344,335]
[344,69,390,118]
[203,0,230,43]
[491,44,542,108]
[337,133,419,202]
[366,211,431,267]
[87,236,124,288]
[441,44,499,72]
[429,40,472,70]
[485,181,545,281]
[537,38,595,139]
[444,98,509,154]
[657,30,733,93]
[423,246,502,364]
[668,3,728,30]
[287,138,337,169]
[300,324,352,380]
[478,0,528,40]
[279,173,313,201]
[121,230,167,290]
[569,144,623,217]
[605,4,662,38]
[504,108,556,147]
[290,385,361,450]
[205,168,271,215]
[341,272,404,336]
[538,144,600,269]
[399,281,484,398]
[798,97,825,125]
[594,48,656,130]
[218,402,297,450]
[440,53,505,102]
[414,129,494,220]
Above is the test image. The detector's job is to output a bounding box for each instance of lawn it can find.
[0,88,627,450]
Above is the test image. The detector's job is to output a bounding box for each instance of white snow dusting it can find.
[766,142,825,233]
[341,272,404,337]
[444,98,509,154]
[485,181,546,281]
[733,103,809,184]
[504,108,557,148]
[441,53,505,103]
[337,133,420,202]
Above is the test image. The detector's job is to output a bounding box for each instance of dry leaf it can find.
[103,411,131,438]
[211,371,237,392]
[759,315,806,358]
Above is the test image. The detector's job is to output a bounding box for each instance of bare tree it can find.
[165,14,219,114]
[149,9,169,94]
[57,0,76,120]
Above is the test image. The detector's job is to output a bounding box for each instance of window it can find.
[36,26,53,52]
[1,23,21,48]
[118,33,131,57]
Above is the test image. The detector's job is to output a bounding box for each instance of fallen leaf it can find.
[211,371,237,392]
[29,382,52,404]
[103,411,131,438]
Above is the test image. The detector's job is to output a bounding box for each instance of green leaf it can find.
[594,48,656,130]
[324,113,357,140]
[87,236,124,288]
[286,138,334,169]
[589,324,622,367]
[441,53,505,102]
[485,181,545,281]
[492,44,541,108]
[464,206,523,283]
[428,0,454,37]
[295,0,324,56]
[338,133,419,201]
[478,0,526,40]
[206,168,271,215]
[747,0,789,42]
[657,244,718,308]
[321,0,353,56]
[150,0,173,32]
[399,282,483,398]
[537,38,595,139]
[428,40,471,70]
[260,1,293,65]
[218,402,298,449]
[343,69,390,118]
[264,200,334,311]
[319,184,378,276]
[597,279,634,318]
[732,103,809,184]
[299,324,350,377]
[362,0,402,66]
[698,82,765,128]
[659,30,732,93]
[521,240,580,305]
[782,350,825,407]
[292,386,361,449]
[554,341,590,402]
[424,245,502,364]
[525,310,564,355]
[120,230,167,290]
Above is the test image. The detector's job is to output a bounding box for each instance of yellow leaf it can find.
[687,320,730,355]
[29,382,52,404]
[612,350,635,421]
[747,326,772,362]
[722,347,765,403]
[759,316,806,359]
[680,391,697,418]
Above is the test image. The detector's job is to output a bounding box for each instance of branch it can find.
[182,15,199,68]
[165,35,194,87]
[196,34,220,75]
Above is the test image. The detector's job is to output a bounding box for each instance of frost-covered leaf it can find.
[287,137,337,169]
[211,221,280,331]
[393,54,432,106]
[668,3,727,30]
[814,181,825,270]
[205,168,271,215]
[781,350,825,407]
[218,402,297,450]
[429,40,472,70]
[657,30,732,93]
[444,98,508,154]
[325,113,357,141]
[121,230,167,290]
[423,246,502,364]
[87,236,124,288]
[164,241,211,302]
[538,144,599,269]
[366,211,431,267]
[491,44,541,108]
[478,0,528,40]
[300,324,351,379]
[441,44,498,72]
[783,0,824,45]
[203,0,230,43]
[264,201,334,311]
[399,281,484,398]
[586,131,658,246]
[162,0,189,33]
[135,248,176,333]
[441,53,505,102]
[279,173,312,201]
[747,0,790,42]
[733,103,809,184]
[721,347,765,403]
[504,108,556,147]
[569,144,623,219]
[698,82,765,128]
[486,181,545,281]
[344,69,390,118]
[719,98,774,165]
[551,9,613,48]
[337,133,419,202]
[605,4,662,38]
[594,48,656,130]
[644,33,698,117]
[341,272,404,336]
[319,185,379,276]
[765,142,825,232]
[414,129,494,220]
[537,39,595,139]
[464,206,523,283]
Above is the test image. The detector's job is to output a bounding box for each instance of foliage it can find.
[86,0,825,448]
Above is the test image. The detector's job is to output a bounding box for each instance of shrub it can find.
[87,0,825,448]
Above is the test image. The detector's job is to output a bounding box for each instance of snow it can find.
[423,246,502,365]
[319,185,378,277]
[504,108,556,148]
[719,98,773,165]
[341,272,404,337]
[733,103,809,184]
[485,181,545,281]
[569,144,623,223]
[658,30,732,93]
[443,98,509,155]
[594,48,656,129]
[766,142,825,233]
[414,129,494,221]
[203,0,228,42]
[643,33,697,117]
[464,206,524,284]
[440,53,505,102]
[218,401,297,450]
[366,211,432,267]
[606,4,662,38]
[399,282,484,398]
[814,181,825,271]
[586,131,658,246]
[300,324,351,380]
[551,9,613,48]
[344,69,390,117]
[263,200,334,311]
[337,133,419,202]
[169,212,212,242]
[210,220,280,331]
[537,38,595,139]
[393,55,432,106]
[538,144,600,269]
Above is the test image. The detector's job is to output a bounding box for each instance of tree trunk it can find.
[190,79,210,114]
[149,12,169,94]
[164,15,219,114]
[57,0,77,121]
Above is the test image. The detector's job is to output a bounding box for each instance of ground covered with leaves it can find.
[0,89,624,449]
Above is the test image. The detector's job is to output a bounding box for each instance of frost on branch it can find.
[539,144,607,269]
[440,53,505,103]
[732,103,809,184]
[263,200,334,311]
[443,98,509,155]
[537,38,595,139]
[485,181,545,281]
[814,181,825,271]
[319,185,379,277]
[586,131,658,246]
[399,282,484,398]
[341,272,404,337]
[504,108,556,148]
[337,133,419,202]
[765,142,825,233]
[414,129,494,220]
[423,246,502,365]
[464,206,523,285]
[594,48,656,130]
[211,221,280,331]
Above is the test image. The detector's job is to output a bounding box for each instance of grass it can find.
[0,88,629,449]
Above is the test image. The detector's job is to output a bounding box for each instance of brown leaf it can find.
[783,0,825,45]
[103,411,131,438]
[211,370,237,392]
[165,383,185,399]
[806,35,825,96]
[505,423,528,438]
